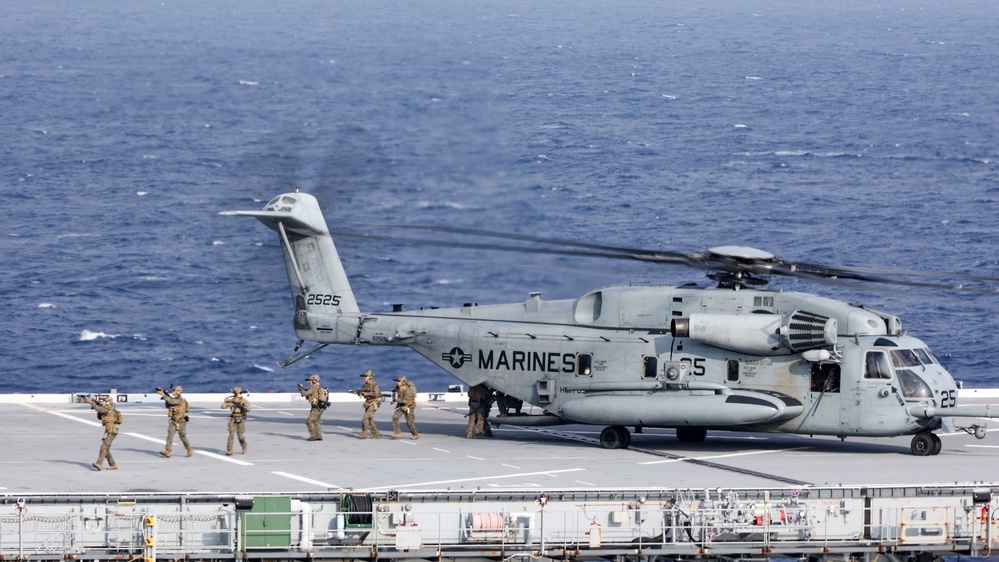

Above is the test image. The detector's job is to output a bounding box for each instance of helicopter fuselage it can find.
[297,284,956,441]
[223,190,992,455]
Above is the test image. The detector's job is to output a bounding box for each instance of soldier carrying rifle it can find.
[84,395,121,471]
[221,387,251,455]
[354,370,382,439]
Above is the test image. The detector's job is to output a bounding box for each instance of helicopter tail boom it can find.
[222,192,360,344]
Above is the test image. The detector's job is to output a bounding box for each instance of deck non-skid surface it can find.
[3,397,998,494]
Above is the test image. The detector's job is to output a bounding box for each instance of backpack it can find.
[113,409,123,424]
[317,387,330,409]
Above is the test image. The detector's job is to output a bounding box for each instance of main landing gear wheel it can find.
[599,425,632,449]
[676,427,708,443]
[911,432,942,456]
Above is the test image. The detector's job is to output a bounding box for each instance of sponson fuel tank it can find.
[560,390,803,426]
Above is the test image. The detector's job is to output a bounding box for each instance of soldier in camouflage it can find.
[221,387,250,455]
[157,385,192,458]
[466,383,494,439]
[357,370,382,439]
[85,395,120,471]
[298,374,325,441]
[391,375,419,440]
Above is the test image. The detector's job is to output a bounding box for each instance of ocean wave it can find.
[80,330,119,341]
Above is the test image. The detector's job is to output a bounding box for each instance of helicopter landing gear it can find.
[910,432,942,456]
[676,427,708,443]
[599,426,631,449]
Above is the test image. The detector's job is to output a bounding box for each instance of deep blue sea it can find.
[2,0,998,395]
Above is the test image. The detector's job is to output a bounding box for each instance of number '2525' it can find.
[306,294,341,306]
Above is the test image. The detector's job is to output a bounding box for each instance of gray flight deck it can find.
[3,388,998,494]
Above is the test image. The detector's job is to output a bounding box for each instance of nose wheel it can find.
[910,432,942,456]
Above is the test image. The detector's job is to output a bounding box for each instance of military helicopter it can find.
[222,190,999,456]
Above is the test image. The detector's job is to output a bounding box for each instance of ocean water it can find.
[2,0,998,394]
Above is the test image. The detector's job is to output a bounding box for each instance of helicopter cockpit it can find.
[864,339,945,400]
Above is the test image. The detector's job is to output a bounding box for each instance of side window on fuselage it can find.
[864,351,892,380]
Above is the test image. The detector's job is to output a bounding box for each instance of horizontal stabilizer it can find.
[219,192,328,237]
[218,210,324,236]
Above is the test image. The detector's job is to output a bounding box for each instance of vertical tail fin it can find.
[222,191,359,343]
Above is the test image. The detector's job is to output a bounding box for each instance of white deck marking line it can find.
[21,404,254,465]
[965,444,999,449]
[374,468,585,490]
[272,471,337,488]
[502,464,521,469]
[277,411,295,416]
[466,455,485,461]
[22,404,102,426]
[197,450,254,465]
[638,447,812,465]
[433,448,450,453]
[124,432,165,444]
[575,480,596,486]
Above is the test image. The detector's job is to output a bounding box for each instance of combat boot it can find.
[226,450,233,456]
[242,445,247,454]
[91,462,101,471]
[411,434,420,440]
[358,434,368,439]
[160,450,171,458]
[373,433,382,439]
[392,432,402,439]
[186,449,193,457]
[108,465,118,471]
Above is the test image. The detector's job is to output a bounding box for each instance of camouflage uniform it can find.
[158,385,192,457]
[391,376,419,440]
[466,383,494,438]
[358,370,382,439]
[87,396,119,470]
[221,387,250,455]
[299,374,325,441]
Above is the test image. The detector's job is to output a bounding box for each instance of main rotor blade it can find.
[775,265,999,294]
[369,222,695,262]
[788,261,999,284]
[331,223,999,294]
[329,230,680,263]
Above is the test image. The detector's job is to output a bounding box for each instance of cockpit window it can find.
[914,348,936,365]
[865,351,892,380]
[896,369,933,399]
[889,349,921,369]
[889,348,937,369]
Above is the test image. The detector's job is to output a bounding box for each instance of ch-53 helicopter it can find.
[223,189,999,456]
